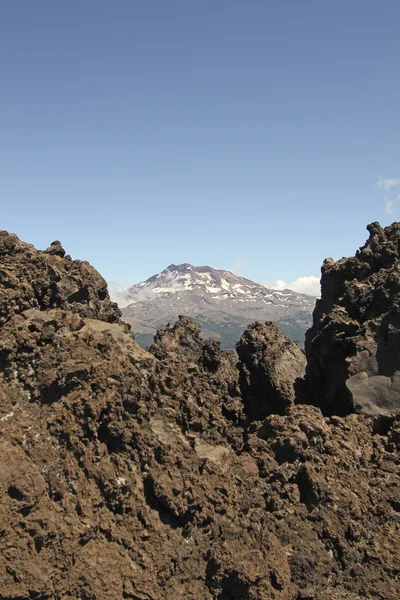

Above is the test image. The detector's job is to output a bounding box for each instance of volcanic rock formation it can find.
[0,232,122,328]
[305,221,400,417]
[237,321,306,420]
[0,229,399,599]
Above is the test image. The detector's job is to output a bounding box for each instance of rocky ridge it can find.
[0,227,399,599]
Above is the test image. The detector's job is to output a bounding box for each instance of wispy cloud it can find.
[377,176,400,190]
[287,190,298,198]
[108,281,132,307]
[108,280,159,307]
[377,177,400,214]
[385,198,395,215]
[265,275,320,297]
[385,195,400,215]
[230,259,246,274]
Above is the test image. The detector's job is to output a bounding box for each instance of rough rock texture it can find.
[0,231,123,328]
[1,231,399,599]
[305,221,400,416]
[237,322,306,420]
[149,315,207,362]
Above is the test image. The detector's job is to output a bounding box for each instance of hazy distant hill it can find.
[118,264,316,348]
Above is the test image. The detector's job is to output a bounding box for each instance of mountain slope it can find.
[119,264,316,348]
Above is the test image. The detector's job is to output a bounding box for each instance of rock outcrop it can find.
[149,315,205,362]
[305,222,400,416]
[237,321,306,420]
[1,230,399,599]
[0,231,123,328]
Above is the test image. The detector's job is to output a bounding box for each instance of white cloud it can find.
[377,176,400,190]
[108,281,132,307]
[265,275,321,297]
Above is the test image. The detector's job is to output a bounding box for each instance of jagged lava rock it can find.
[305,221,400,416]
[149,315,205,362]
[148,315,244,432]
[236,321,306,419]
[0,230,124,328]
[0,231,399,599]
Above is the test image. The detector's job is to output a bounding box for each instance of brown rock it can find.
[0,231,399,599]
[149,314,204,362]
[0,230,124,328]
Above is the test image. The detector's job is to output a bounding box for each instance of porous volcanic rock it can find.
[305,222,400,416]
[148,316,244,443]
[0,230,123,328]
[237,321,306,420]
[0,231,399,599]
[149,315,205,362]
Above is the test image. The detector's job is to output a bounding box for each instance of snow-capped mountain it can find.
[118,264,317,349]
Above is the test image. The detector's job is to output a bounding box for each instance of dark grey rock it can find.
[237,321,306,420]
[304,222,400,416]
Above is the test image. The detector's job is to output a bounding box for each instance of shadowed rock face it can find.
[305,222,400,416]
[236,321,306,419]
[0,231,399,599]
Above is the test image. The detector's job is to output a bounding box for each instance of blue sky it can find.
[1,1,399,295]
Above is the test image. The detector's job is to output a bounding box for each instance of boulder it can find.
[237,321,306,419]
[149,315,204,362]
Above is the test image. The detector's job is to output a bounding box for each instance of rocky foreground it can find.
[0,225,399,599]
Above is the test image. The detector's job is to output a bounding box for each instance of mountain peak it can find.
[166,263,193,271]
[124,263,313,303]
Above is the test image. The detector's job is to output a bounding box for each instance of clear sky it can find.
[1,1,399,295]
